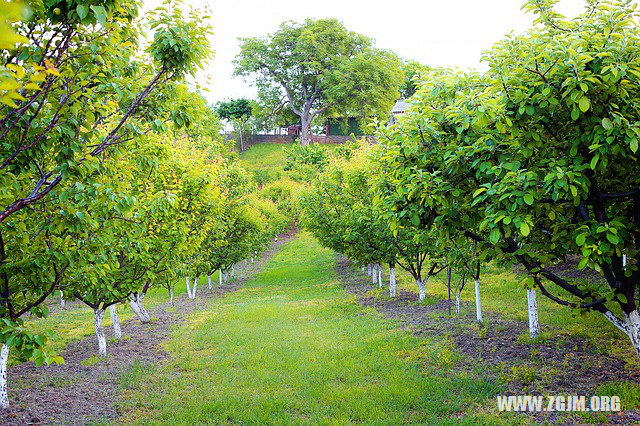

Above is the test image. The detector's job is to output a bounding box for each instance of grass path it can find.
[117,232,501,424]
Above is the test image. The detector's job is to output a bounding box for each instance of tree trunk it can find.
[367,264,372,276]
[372,264,378,286]
[191,275,199,299]
[129,294,151,323]
[377,264,382,288]
[231,265,235,278]
[219,269,223,286]
[109,305,122,340]
[185,276,192,299]
[60,290,65,309]
[624,310,640,360]
[389,264,396,298]
[416,278,427,301]
[94,308,107,357]
[527,288,540,338]
[300,113,311,146]
[0,344,9,409]
[447,267,452,316]
[455,292,461,315]
[474,278,483,323]
[208,274,212,290]
[361,265,365,274]
[169,285,174,306]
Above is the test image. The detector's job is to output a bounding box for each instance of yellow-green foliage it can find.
[258,178,303,221]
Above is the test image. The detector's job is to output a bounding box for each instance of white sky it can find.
[146,0,596,104]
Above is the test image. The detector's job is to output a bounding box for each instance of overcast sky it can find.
[151,0,595,104]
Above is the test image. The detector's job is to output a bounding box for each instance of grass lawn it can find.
[116,232,505,424]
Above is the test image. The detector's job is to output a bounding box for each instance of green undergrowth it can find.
[116,232,507,424]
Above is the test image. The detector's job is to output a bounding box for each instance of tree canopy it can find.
[233,18,403,145]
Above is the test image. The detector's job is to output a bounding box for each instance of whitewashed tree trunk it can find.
[455,292,461,315]
[389,265,396,298]
[191,275,199,299]
[208,274,212,290]
[169,285,174,306]
[377,264,383,289]
[94,308,107,356]
[527,288,540,338]
[129,294,151,323]
[367,264,372,276]
[251,256,254,263]
[60,290,65,309]
[624,310,640,360]
[361,265,365,274]
[0,344,8,409]
[185,276,192,299]
[109,305,122,340]
[219,269,223,286]
[416,278,427,301]
[372,264,378,286]
[223,269,229,282]
[474,278,483,323]
[231,265,236,277]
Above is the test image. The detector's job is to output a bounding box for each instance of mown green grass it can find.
[117,232,506,425]
[21,272,222,363]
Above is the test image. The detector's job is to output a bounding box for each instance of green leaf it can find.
[579,96,590,112]
[571,109,579,120]
[631,138,638,154]
[520,222,530,237]
[606,233,619,244]
[576,234,586,245]
[523,194,534,205]
[489,228,500,244]
[578,257,589,269]
[76,4,88,20]
[601,118,613,130]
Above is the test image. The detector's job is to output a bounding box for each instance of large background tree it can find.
[233,18,403,145]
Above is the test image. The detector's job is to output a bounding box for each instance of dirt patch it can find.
[336,256,640,424]
[0,228,298,426]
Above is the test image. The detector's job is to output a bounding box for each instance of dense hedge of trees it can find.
[0,0,288,409]
[300,0,640,362]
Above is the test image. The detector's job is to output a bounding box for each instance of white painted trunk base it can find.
[208,275,212,290]
[191,275,199,299]
[377,264,382,289]
[60,291,65,309]
[0,344,8,409]
[219,269,223,286]
[109,305,122,340]
[94,309,106,356]
[367,264,372,276]
[417,278,427,301]
[389,266,397,298]
[129,294,151,323]
[474,279,482,323]
[624,310,640,360]
[527,288,540,338]
[185,276,192,298]
[455,293,461,315]
[169,286,174,306]
[372,264,378,286]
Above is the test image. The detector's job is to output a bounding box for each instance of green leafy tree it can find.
[234,18,403,145]
[0,0,212,407]
[216,98,253,151]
